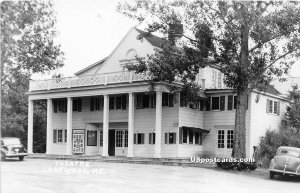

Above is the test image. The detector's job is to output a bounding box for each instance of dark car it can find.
[269,146,300,179]
[1,137,27,161]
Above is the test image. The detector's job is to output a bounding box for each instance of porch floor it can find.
[27,153,217,168]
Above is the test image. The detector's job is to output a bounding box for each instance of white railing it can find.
[29,71,147,91]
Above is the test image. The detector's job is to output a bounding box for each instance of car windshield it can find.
[280,149,300,158]
[2,138,21,145]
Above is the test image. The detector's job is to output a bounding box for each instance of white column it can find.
[102,95,109,156]
[66,97,73,155]
[154,91,162,158]
[46,99,53,154]
[127,93,134,157]
[27,100,34,154]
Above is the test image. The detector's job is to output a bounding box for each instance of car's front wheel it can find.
[18,156,24,161]
[270,171,275,179]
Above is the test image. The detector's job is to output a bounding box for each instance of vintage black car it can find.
[1,137,27,161]
[269,146,300,179]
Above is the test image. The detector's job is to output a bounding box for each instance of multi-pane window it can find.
[134,133,145,144]
[87,130,97,146]
[99,130,103,147]
[180,127,204,145]
[53,99,67,113]
[136,93,165,109]
[165,132,176,144]
[72,98,82,112]
[116,95,127,110]
[116,130,123,147]
[266,99,280,115]
[149,133,155,144]
[57,130,63,143]
[162,93,174,107]
[64,130,67,142]
[227,130,234,148]
[211,97,220,110]
[212,71,217,88]
[217,130,225,148]
[109,97,115,109]
[90,96,104,111]
[217,73,222,88]
[182,128,188,143]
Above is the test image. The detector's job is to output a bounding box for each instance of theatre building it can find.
[27,28,289,158]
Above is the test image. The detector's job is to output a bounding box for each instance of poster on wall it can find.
[72,129,85,154]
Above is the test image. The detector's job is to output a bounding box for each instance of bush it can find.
[217,160,257,171]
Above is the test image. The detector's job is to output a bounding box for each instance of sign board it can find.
[72,129,85,154]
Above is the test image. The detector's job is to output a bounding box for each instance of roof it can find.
[265,84,282,95]
[134,28,167,48]
[74,57,107,76]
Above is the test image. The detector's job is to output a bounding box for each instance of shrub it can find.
[217,160,257,171]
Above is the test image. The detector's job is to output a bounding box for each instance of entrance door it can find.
[216,129,234,158]
[108,130,115,156]
[115,130,128,156]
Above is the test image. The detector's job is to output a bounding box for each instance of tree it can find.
[1,1,64,151]
[118,0,300,158]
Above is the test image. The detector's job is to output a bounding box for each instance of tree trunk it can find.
[232,90,248,158]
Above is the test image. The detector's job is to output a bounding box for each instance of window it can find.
[64,130,67,142]
[116,130,123,147]
[188,130,193,144]
[143,94,150,108]
[53,99,67,113]
[150,94,156,108]
[195,132,202,145]
[99,130,103,147]
[182,128,188,143]
[149,133,155,144]
[57,130,63,143]
[53,129,67,143]
[87,130,97,146]
[266,99,280,115]
[165,132,176,144]
[217,130,225,148]
[227,130,234,148]
[109,97,115,109]
[211,97,220,110]
[73,98,82,112]
[212,71,217,88]
[90,96,104,111]
[162,93,174,107]
[136,94,143,109]
[136,93,159,109]
[134,133,145,144]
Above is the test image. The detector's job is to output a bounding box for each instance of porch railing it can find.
[29,71,149,91]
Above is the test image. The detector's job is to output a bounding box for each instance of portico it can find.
[27,79,167,158]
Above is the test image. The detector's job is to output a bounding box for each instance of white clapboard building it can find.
[27,28,289,158]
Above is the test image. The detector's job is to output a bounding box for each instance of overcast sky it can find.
[32,0,300,79]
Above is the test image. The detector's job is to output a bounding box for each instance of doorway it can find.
[108,130,115,156]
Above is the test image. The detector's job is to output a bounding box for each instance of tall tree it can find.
[118,0,300,158]
[1,1,64,151]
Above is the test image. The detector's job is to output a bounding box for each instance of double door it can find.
[108,129,128,156]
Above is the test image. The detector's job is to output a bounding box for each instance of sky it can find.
[32,0,300,79]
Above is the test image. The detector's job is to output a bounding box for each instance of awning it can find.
[181,126,210,133]
[198,92,208,99]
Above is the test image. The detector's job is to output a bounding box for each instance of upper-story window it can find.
[136,93,173,109]
[266,99,280,115]
[72,98,82,112]
[53,99,67,113]
[90,96,104,111]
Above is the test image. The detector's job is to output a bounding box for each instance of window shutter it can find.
[134,134,136,144]
[165,133,168,144]
[173,133,176,144]
[149,133,151,144]
[228,95,233,110]
[179,128,183,144]
[277,101,280,115]
[206,97,211,111]
[169,94,174,107]
[78,98,82,112]
[122,95,127,110]
[90,97,95,111]
[64,99,67,112]
[266,99,270,113]
[53,100,58,113]
[220,96,225,111]
[141,134,144,144]
[53,129,57,143]
[200,100,204,111]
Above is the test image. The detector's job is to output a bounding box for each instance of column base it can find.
[102,153,109,157]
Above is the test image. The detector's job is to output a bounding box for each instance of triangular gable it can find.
[75,57,107,76]
[94,28,162,74]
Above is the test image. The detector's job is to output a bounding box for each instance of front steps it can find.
[27,153,217,168]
